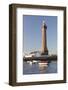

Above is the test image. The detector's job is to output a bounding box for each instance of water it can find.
[23,60,57,75]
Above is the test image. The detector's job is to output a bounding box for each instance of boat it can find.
[38,61,48,67]
[32,60,38,63]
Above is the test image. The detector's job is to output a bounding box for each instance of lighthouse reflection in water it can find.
[23,60,57,75]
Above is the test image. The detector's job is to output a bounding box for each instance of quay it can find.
[23,56,57,61]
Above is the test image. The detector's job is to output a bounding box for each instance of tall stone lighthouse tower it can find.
[41,20,48,55]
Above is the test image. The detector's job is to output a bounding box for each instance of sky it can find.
[23,15,57,55]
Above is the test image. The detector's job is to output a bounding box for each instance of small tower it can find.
[41,20,48,55]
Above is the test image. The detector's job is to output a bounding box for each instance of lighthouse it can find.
[41,20,48,55]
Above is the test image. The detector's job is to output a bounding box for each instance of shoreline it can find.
[23,56,57,61]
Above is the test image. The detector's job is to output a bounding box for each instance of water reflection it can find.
[38,60,48,73]
[23,60,57,75]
